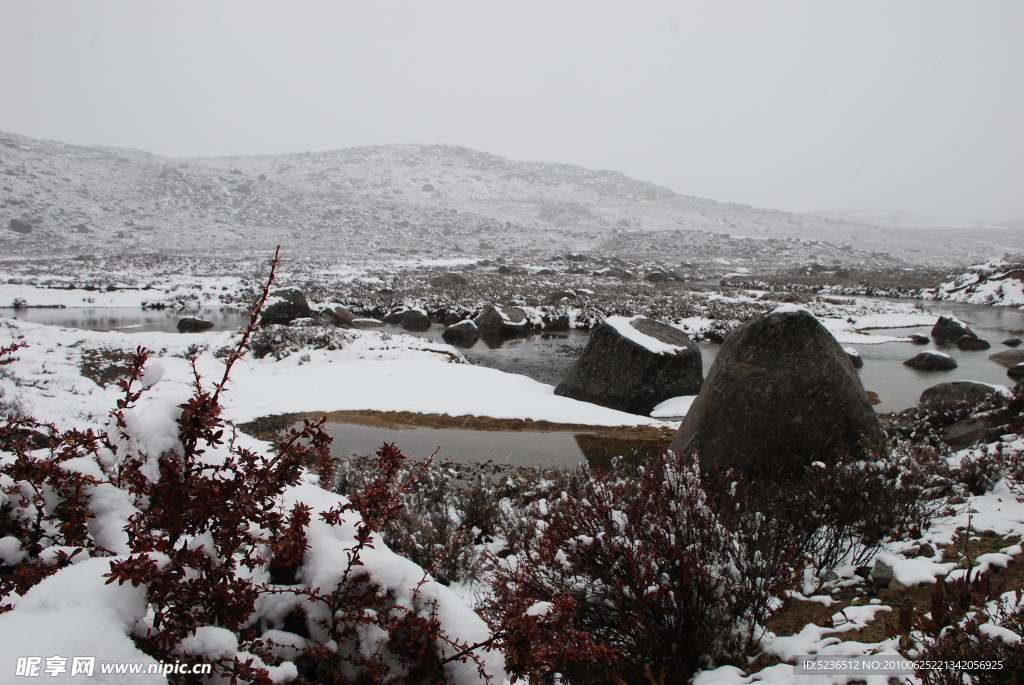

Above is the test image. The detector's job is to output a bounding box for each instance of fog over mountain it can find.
[2,130,1022,269]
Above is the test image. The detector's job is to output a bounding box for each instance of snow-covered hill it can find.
[2,130,1021,266]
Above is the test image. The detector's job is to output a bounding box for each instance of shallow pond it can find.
[5,300,1024,417]
[326,421,663,470]
[0,306,252,333]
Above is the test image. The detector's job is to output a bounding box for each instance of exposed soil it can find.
[237,409,676,443]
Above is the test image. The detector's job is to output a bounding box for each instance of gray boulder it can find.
[8,218,34,234]
[1008,364,1024,382]
[904,351,958,371]
[325,306,355,325]
[990,349,1024,368]
[909,334,930,345]
[177,317,215,333]
[956,336,991,351]
[260,289,313,326]
[931,316,980,346]
[844,347,863,368]
[668,308,885,480]
[429,272,468,287]
[555,316,703,415]
[474,305,529,337]
[441,320,480,347]
[400,309,432,331]
[919,381,1004,411]
[1003,337,1023,348]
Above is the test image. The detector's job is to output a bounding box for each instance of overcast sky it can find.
[0,1,1021,224]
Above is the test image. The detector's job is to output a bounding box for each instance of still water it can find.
[4,300,1023,416]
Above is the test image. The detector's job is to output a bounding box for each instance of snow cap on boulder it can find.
[260,288,313,326]
[554,315,703,415]
[669,307,885,480]
[474,304,529,337]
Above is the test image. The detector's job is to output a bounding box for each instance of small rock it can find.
[844,347,863,368]
[1003,337,1023,348]
[326,306,355,325]
[442,312,463,326]
[400,309,432,331]
[989,349,1024,368]
[918,543,935,558]
[474,305,529,337]
[176,317,215,333]
[909,334,930,345]
[8,218,33,234]
[1009,363,1024,382]
[903,351,957,371]
[820,570,839,583]
[441,319,480,347]
[260,289,313,326]
[870,560,894,590]
[944,416,996,450]
[350,318,384,328]
[644,271,670,283]
[865,391,881,405]
[429,272,468,287]
[544,290,577,304]
[421,183,434,192]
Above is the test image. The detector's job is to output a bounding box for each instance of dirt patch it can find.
[78,347,131,388]
[237,409,675,443]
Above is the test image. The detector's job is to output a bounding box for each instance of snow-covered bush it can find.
[0,253,499,683]
[483,449,803,683]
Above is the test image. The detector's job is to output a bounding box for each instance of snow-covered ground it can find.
[933,259,1024,308]
[3,286,1024,684]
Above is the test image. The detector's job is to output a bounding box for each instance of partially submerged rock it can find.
[668,307,885,479]
[260,289,313,326]
[555,315,703,415]
[1009,364,1024,382]
[909,334,930,345]
[904,351,957,371]
[919,381,1005,411]
[325,305,355,325]
[176,317,215,333]
[990,349,1024,368]
[441,319,480,347]
[474,305,529,337]
[844,347,863,368]
[931,316,983,347]
[400,309,432,331]
[956,336,991,351]
[1003,337,1023,348]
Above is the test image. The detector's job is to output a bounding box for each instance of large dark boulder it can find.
[176,317,215,333]
[429,272,468,287]
[555,316,703,415]
[931,316,980,346]
[260,289,313,326]
[919,381,1004,412]
[1008,364,1024,382]
[990,349,1024,368]
[441,320,480,347]
[668,307,885,480]
[904,351,958,371]
[400,309,432,331]
[474,305,529,337]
